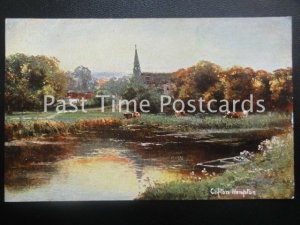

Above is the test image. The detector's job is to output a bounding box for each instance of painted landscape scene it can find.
[4,18,293,201]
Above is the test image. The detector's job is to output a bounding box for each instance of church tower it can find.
[133,45,141,77]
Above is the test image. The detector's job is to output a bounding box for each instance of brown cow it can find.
[132,112,141,118]
[123,112,133,119]
[223,110,248,119]
[123,111,141,119]
[175,111,186,117]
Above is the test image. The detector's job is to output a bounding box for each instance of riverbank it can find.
[5,110,291,141]
[4,110,294,200]
[139,131,294,199]
[5,118,122,141]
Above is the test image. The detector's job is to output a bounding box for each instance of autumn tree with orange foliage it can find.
[253,70,272,110]
[171,60,292,113]
[270,68,293,111]
[222,66,255,110]
[171,61,222,111]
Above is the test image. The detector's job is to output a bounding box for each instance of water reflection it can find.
[5,141,75,192]
[5,133,263,201]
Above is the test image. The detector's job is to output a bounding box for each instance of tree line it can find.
[5,53,97,113]
[5,53,292,114]
[100,60,292,113]
[171,61,292,112]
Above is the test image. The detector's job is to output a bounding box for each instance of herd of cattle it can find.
[123,110,249,119]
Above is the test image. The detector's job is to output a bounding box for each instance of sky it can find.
[6,18,292,74]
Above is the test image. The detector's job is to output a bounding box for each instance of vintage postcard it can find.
[4,18,293,201]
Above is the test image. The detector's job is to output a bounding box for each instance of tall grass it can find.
[139,131,294,199]
[5,118,122,141]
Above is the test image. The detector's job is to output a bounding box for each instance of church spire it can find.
[133,45,141,77]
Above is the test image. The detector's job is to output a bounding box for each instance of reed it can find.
[5,118,122,141]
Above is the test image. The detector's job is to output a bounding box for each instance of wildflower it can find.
[201,168,208,176]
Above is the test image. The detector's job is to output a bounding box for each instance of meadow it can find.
[130,112,291,129]
[5,109,291,141]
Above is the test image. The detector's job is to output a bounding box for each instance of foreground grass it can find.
[140,131,294,199]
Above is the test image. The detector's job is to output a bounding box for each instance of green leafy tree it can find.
[102,76,130,97]
[72,66,94,91]
[5,53,67,112]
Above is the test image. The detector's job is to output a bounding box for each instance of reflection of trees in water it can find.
[104,128,261,170]
[5,164,57,191]
[5,143,75,191]
[124,139,263,173]
[5,129,277,192]
[122,150,145,182]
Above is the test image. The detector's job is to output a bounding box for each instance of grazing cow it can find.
[175,111,186,117]
[132,112,141,118]
[223,111,233,118]
[123,112,133,119]
[123,111,141,119]
[224,110,248,119]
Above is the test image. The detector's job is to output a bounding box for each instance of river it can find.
[5,128,282,201]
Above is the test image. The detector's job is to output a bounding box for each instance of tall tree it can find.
[270,68,293,111]
[193,61,222,96]
[102,76,130,97]
[5,53,67,112]
[253,70,272,110]
[172,61,221,101]
[72,66,94,91]
[222,66,255,109]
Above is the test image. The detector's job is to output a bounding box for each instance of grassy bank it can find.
[139,131,294,199]
[131,113,291,129]
[5,119,122,141]
[5,110,291,141]
[5,109,123,122]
